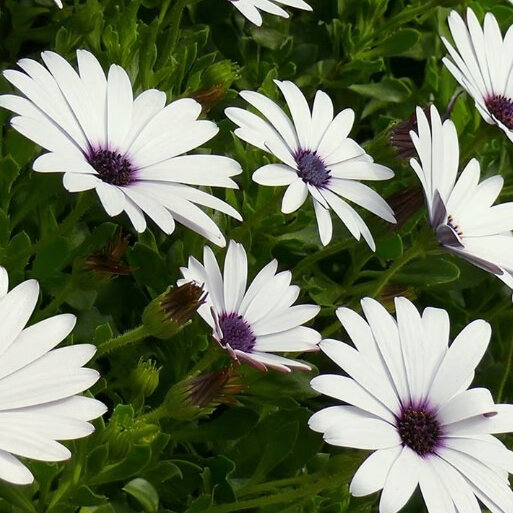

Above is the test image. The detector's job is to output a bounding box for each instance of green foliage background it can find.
[1,0,513,511]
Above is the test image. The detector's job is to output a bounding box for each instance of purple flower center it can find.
[88,149,135,186]
[294,149,330,188]
[218,312,256,352]
[397,405,441,456]
[485,95,513,130]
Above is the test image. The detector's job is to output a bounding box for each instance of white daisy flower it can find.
[225,80,396,249]
[410,105,513,292]
[442,8,513,142]
[228,0,311,26]
[0,50,242,247]
[179,240,321,372]
[310,296,513,513]
[0,267,106,485]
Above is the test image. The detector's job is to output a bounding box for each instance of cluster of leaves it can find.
[1,0,513,512]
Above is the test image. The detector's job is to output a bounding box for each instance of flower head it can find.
[179,240,321,372]
[0,50,242,247]
[228,0,312,27]
[310,296,513,513]
[410,105,513,292]
[225,80,395,248]
[442,9,513,142]
[0,267,106,484]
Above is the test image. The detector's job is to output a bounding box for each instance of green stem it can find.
[498,333,513,403]
[293,238,352,277]
[96,325,149,358]
[34,280,74,322]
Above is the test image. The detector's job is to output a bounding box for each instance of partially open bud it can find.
[142,282,207,339]
[74,231,132,289]
[387,184,425,229]
[130,358,161,399]
[190,60,240,113]
[389,107,431,160]
[163,366,244,420]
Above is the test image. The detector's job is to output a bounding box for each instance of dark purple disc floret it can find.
[397,403,441,456]
[485,95,513,130]
[294,149,330,188]
[218,312,256,352]
[88,148,135,186]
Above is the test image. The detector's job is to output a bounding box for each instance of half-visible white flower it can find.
[310,296,513,513]
[442,8,513,142]
[179,240,320,372]
[410,105,513,292]
[0,267,106,485]
[225,80,395,249]
[228,0,311,27]
[54,0,63,7]
[0,50,242,247]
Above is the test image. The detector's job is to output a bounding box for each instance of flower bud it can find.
[73,231,132,289]
[163,367,244,421]
[141,282,207,339]
[130,358,161,398]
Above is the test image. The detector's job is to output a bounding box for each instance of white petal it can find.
[310,90,334,151]
[0,280,39,356]
[203,246,225,312]
[63,172,99,192]
[317,109,355,160]
[418,462,455,513]
[313,198,333,246]
[0,268,8,298]
[0,450,33,485]
[281,179,308,214]
[223,241,247,313]
[246,351,310,372]
[33,152,97,174]
[252,163,297,186]
[95,182,126,217]
[254,326,320,352]
[251,304,319,336]
[379,447,421,513]
[350,446,402,497]
[429,319,491,405]
[438,388,496,425]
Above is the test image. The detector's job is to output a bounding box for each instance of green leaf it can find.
[0,480,35,513]
[123,478,159,513]
[372,29,420,57]
[93,323,114,346]
[349,77,411,102]
[394,257,460,287]
[377,233,403,260]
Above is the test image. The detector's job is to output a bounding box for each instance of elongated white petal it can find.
[0,451,33,485]
[281,179,308,213]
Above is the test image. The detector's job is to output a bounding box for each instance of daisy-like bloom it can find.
[0,267,106,485]
[442,9,513,142]
[310,296,513,513]
[225,80,396,249]
[228,0,311,27]
[410,105,513,292]
[0,50,242,247]
[179,240,321,372]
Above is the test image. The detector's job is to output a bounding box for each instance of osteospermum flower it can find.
[0,267,106,484]
[225,80,396,248]
[179,240,321,372]
[310,297,513,513]
[442,9,513,142]
[228,0,311,26]
[410,105,513,292]
[0,50,242,247]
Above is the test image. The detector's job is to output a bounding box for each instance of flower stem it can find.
[96,325,149,358]
[497,333,513,402]
[293,237,352,277]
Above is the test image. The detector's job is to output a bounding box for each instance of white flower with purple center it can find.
[225,80,396,248]
[228,0,311,27]
[179,240,321,372]
[442,9,513,142]
[310,296,513,513]
[410,105,513,293]
[0,50,242,247]
[0,267,106,485]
